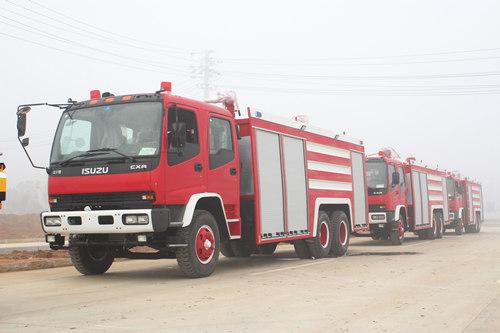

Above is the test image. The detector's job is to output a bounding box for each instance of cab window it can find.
[388,164,396,188]
[209,117,234,169]
[167,108,199,166]
[398,166,405,188]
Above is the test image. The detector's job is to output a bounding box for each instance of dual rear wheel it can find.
[293,210,350,259]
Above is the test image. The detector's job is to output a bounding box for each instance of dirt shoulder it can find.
[0,213,44,241]
[0,250,70,273]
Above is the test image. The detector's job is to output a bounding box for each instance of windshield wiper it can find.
[58,151,109,166]
[58,148,135,166]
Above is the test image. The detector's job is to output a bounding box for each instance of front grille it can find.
[369,204,386,212]
[50,191,153,211]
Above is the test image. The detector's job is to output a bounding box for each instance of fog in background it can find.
[0,0,499,214]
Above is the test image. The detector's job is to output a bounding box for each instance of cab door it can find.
[205,114,240,221]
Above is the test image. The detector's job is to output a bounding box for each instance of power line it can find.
[219,69,500,81]
[222,46,500,63]
[3,0,194,59]
[0,16,190,74]
[25,0,193,53]
[0,31,190,77]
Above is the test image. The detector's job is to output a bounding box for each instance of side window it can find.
[209,117,234,169]
[388,164,396,188]
[398,166,405,188]
[167,108,199,166]
[60,119,91,155]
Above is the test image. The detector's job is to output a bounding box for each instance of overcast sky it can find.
[0,0,499,213]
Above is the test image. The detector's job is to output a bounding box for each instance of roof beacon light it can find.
[160,82,172,94]
[90,90,101,100]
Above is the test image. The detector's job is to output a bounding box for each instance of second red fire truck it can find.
[366,150,484,245]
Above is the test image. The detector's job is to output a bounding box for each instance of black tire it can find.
[475,213,482,233]
[69,236,114,275]
[436,214,444,239]
[371,228,382,240]
[389,214,405,245]
[330,211,350,257]
[455,217,465,235]
[426,215,438,240]
[307,211,333,259]
[293,239,311,259]
[176,210,220,278]
[257,243,278,255]
[417,231,427,239]
[220,241,235,257]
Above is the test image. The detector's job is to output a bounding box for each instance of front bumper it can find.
[41,208,181,234]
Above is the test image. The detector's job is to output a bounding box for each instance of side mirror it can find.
[17,113,27,137]
[171,122,187,149]
[392,172,400,186]
[21,137,30,147]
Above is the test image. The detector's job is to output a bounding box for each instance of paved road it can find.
[0,219,499,333]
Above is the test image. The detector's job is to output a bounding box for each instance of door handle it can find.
[230,167,237,175]
[194,163,203,172]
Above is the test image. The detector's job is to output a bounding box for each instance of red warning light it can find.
[90,90,101,100]
[160,82,172,93]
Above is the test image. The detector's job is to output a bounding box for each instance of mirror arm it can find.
[17,137,47,171]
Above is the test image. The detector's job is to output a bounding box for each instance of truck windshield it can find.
[50,102,163,165]
[366,160,388,195]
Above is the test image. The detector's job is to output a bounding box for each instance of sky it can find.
[0,0,499,213]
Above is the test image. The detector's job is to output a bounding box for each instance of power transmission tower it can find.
[191,50,219,99]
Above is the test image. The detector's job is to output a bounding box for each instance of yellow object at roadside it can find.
[0,163,5,209]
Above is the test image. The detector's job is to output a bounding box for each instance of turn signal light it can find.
[48,197,58,204]
[141,193,155,201]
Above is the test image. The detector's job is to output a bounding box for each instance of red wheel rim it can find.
[339,221,348,246]
[195,225,215,264]
[319,221,329,248]
[398,221,405,238]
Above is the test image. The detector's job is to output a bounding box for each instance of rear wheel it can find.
[475,213,482,233]
[330,211,350,257]
[389,214,405,245]
[307,211,333,259]
[69,236,115,275]
[176,210,220,278]
[426,215,438,239]
[436,214,444,239]
[257,243,278,255]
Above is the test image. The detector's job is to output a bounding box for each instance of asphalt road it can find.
[0,219,499,333]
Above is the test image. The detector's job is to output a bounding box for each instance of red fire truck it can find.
[367,151,451,244]
[461,178,484,233]
[443,173,466,234]
[16,82,369,278]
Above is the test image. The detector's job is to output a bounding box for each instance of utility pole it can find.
[191,49,219,99]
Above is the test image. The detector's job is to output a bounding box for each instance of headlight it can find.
[44,216,61,226]
[123,214,149,225]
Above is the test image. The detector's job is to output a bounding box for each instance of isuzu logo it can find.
[81,167,109,175]
[130,164,147,170]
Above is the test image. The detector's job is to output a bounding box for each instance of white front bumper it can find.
[369,212,387,224]
[41,209,154,234]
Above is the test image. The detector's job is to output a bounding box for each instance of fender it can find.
[312,198,352,237]
[180,192,239,240]
[394,205,406,221]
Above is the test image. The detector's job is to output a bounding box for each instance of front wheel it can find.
[330,211,350,257]
[389,215,405,245]
[69,236,115,275]
[436,214,444,239]
[176,210,220,278]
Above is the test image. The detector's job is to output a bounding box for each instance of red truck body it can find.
[19,83,369,277]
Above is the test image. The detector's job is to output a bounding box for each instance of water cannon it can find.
[206,91,240,117]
